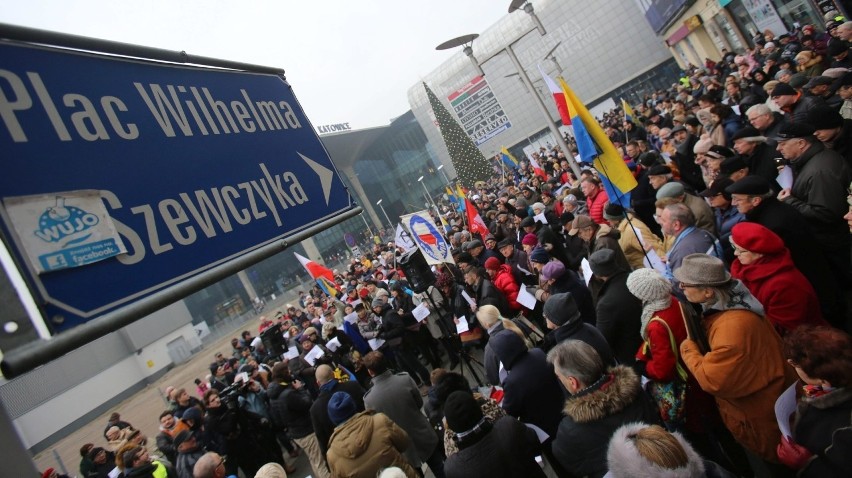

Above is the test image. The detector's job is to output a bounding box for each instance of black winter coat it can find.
[489,329,564,438]
[267,381,314,438]
[551,366,661,478]
[594,271,643,368]
[794,387,852,477]
[444,416,547,478]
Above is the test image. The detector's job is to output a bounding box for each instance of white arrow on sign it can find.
[299,153,334,206]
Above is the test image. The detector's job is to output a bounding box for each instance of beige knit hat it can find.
[254,462,287,478]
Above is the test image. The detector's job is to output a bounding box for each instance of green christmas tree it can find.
[423,82,493,189]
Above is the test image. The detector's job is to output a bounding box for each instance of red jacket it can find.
[586,189,609,225]
[731,249,826,335]
[635,297,687,382]
[491,265,521,312]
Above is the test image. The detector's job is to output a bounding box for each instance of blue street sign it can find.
[0,42,353,331]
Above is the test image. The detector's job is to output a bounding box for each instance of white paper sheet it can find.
[643,248,668,275]
[455,316,470,334]
[775,383,797,438]
[461,290,477,309]
[777,166,793,190]
[304,346,325,366]
[517,284,537,310]
[524,422,550,444]
[283,331,291,340]
[368,338,385,350]
[412,303,430,322]
[325,337,341,352]
[343,312,358,324]
[283,346,299,360]
[533,212,548,224]
[580,258,594,285]
[250,336,263,348]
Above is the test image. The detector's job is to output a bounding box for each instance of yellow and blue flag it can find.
[500,146,519,169]
[561,77,637,208]
[621,98,639,125]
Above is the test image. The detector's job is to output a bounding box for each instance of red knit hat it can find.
[484,257,501,271]
[42,469,55,478]
[521,233,538,246]
[730,222,784,254]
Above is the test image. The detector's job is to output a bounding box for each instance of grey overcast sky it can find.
[2,0,505,130]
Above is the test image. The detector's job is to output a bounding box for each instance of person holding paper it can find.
[602,202,665,271]
[463,265,511,318]
[777,326,852,476]
[773,122,851,295]
[372,298,431,388]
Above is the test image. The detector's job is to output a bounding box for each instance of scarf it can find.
[703,279,765,317]
[319,378,339,394]
[640,296,674,338]
[802,384,833,398]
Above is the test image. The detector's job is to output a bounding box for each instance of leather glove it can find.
[776,436,813,470]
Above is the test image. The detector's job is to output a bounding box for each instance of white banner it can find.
[395,223,416,251]
[400,211,454,265]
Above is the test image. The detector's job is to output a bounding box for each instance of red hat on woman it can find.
[730,222,784,254]
[521,233,538,246]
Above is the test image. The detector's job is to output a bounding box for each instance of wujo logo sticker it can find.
[4,191,127,273]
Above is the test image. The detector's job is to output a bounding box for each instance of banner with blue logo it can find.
[0,42,353,330]
[400,211,454,265]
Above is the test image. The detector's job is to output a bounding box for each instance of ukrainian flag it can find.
[561,77,637,208]
[621,98,639,125]
[500,147,519,169]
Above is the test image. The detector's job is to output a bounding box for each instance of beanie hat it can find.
[770,82,797,97]
[371,297,384,308]
[42,469,55,478]
[255,463,288,478]
[540,261,566,281]
[444,391,483,432]
[603,202,624,222]
[520,216,536,228]
[559,211,575,225]
[529,247,550,264]
[181,406,202,423]
[805,105,843,130]
[521,233,538,246]
[589,249,620,277]
[484,257,501,271]
[730,222,785,255]
[626,268,672,302]
[543,292,581,326]
[328,391,358,426]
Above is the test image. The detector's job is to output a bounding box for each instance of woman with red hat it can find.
[730,222,827,335]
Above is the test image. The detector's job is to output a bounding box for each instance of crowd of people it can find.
[58,15,852,478]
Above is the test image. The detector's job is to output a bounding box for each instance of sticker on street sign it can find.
[0,42,353,331]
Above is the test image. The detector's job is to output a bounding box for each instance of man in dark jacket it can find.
[632,151,664,237]
[541,292,613,366]
[172,431,204,478]
[372,298,431,387]
[489,329,564,439]
[540,262,596,325]
[807,104,852,167]
[443,391,546,478]
[267,362,330,478]
[463,265,511,317]
[771,82,824,123]
[547,341,661,478]
[670,126,705,192]
[775,122,851,307]
[588,249,643,369]
[731,126,782,190]
[309,364,366,457]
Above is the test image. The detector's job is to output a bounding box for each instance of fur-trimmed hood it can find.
[605,422,706,478]
[564,365,640,423]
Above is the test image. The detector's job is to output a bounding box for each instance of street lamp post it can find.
[434,2,583,179]
[418,175,447,227]
[437,164,452,186]
[375,199,394,238]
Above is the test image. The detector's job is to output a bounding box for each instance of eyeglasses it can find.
[678,282,701,290]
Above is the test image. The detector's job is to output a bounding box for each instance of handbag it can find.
[645,317,688,430]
